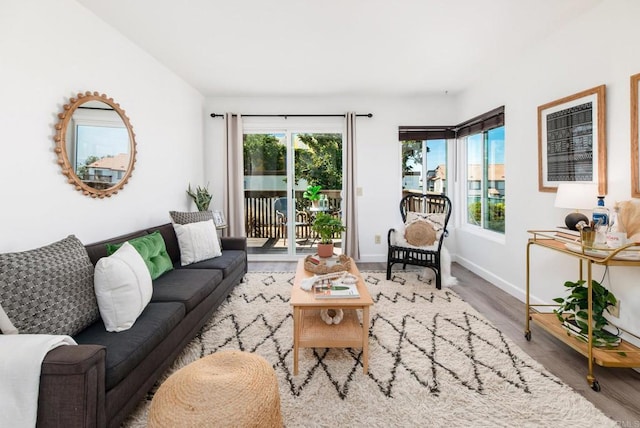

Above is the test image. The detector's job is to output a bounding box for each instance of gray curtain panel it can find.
[344,112,360,260]
[224,113,246,237]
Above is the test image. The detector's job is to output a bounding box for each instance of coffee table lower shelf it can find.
[298,309,363,348]
[293,307,369,375]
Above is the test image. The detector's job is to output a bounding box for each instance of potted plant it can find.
[312,212,346,258]
[303,185,322,209]
[553,279,620,347]
[186,183,212,212]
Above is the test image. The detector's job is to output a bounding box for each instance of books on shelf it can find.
[313,282,359,299]
[561,319,621,347]
[554,227,581,242]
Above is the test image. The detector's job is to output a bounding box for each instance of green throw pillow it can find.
[106,231,173,280]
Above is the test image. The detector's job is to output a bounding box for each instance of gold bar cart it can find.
[525,230,640,391]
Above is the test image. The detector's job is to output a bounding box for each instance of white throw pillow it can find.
[173,220,222,266]
[94,242,153,332]
[0,302,18,334]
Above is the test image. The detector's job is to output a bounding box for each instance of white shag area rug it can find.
[123,271,616,428]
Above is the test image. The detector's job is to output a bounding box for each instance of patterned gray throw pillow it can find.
[0,235,99,336]
[169,210,213,224]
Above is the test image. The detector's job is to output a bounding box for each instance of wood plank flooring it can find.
[248,260,640,424]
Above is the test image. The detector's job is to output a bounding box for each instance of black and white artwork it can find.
[545,102,594,183]
[538,85,606,194]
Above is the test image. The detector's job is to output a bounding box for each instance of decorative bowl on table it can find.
[304,254,351,274]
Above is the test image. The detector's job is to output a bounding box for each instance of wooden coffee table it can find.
[291,258,374,375]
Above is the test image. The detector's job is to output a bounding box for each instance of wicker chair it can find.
[386,193,452,289]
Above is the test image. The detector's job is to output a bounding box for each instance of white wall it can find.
[0,1,205,251]
[204,95,458,261]
[6,0,636,341]
[205,0,640,341]
[456,0,640,340]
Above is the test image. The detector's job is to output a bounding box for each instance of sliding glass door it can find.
[243,129,343,258]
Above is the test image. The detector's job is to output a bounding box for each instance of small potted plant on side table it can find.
[311,212,346,258]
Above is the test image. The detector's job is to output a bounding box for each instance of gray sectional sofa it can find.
[4,223,246,428]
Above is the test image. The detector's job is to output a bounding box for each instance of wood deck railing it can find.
[244,190,342,239]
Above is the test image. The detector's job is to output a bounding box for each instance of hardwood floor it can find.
[249,260,640,424]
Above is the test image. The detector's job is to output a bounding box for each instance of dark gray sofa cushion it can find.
[0,235,98,336]
[151,268,222,312]
[85,230,149,266]
[182,250,245,277]
[74,301,185,390]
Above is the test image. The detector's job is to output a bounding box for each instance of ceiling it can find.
[76,0,601,97]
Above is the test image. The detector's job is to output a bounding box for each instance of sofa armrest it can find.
[221,237,247,252]
[37,345,106,428]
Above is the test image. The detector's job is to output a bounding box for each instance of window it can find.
[399,107,504,233]
[398,126,454,197]
[401,139,448,195]
[465,126,505,233]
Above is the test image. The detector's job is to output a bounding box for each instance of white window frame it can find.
[454,129,506,243]
[242,117,344,260]
[400,139,449,195]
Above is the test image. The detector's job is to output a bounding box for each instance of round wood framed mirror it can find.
[54,91,137,198]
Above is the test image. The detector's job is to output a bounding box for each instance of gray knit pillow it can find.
[0,235,99,336]
[169,210,213,224]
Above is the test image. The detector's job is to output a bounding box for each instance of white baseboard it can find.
[341,252,549,306]
[356,254,387,263]
[452,253,546,306]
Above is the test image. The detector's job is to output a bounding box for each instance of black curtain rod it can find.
[210,113,372,118]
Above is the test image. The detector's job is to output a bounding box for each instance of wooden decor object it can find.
[54,91,137,198]
[304,254,351,274]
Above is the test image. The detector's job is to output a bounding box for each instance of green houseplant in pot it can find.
[303,185,322,209]
[312,212,346,258]
[186,183,212,212]
[553,279,620,347]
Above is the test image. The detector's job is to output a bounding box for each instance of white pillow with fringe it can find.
[173,219,222,266]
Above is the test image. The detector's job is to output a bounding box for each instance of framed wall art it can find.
[537,85,607,195]
[631,73,640,197]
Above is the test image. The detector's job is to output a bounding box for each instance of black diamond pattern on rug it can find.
[189,271,562,400]
[123,270,615,428]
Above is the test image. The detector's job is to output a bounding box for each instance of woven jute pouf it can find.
[148,350,283,427]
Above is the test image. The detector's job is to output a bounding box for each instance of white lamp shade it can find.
[554,183,599,210]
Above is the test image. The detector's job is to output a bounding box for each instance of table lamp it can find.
[554,183,598,230]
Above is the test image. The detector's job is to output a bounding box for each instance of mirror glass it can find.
[54,92,136,198]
